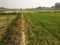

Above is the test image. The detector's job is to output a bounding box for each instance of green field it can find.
[0,11,60,45]
[24,12,60,45]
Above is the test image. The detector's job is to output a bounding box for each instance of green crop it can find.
[24,12,60,45]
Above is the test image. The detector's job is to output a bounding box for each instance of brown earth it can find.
[2,13,27,45]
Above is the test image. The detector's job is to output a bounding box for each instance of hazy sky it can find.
[0,0,60,9]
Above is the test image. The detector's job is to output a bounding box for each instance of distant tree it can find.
[54,3,60,9]
[0,7,5,9]
[35,6,42,9]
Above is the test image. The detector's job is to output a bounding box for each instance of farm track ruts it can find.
[2,13,26,45]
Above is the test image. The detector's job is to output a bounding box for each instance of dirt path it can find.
[21,13,26,45]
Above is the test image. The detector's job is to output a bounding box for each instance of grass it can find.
[24,12,60,45]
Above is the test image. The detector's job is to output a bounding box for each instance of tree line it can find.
[0,3,60,10]
[35,3,60,10]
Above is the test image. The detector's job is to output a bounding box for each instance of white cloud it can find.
[0,0,60,9]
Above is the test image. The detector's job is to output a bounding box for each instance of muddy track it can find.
[2,13,26,45]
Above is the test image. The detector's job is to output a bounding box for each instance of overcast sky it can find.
[0,0,60,9]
